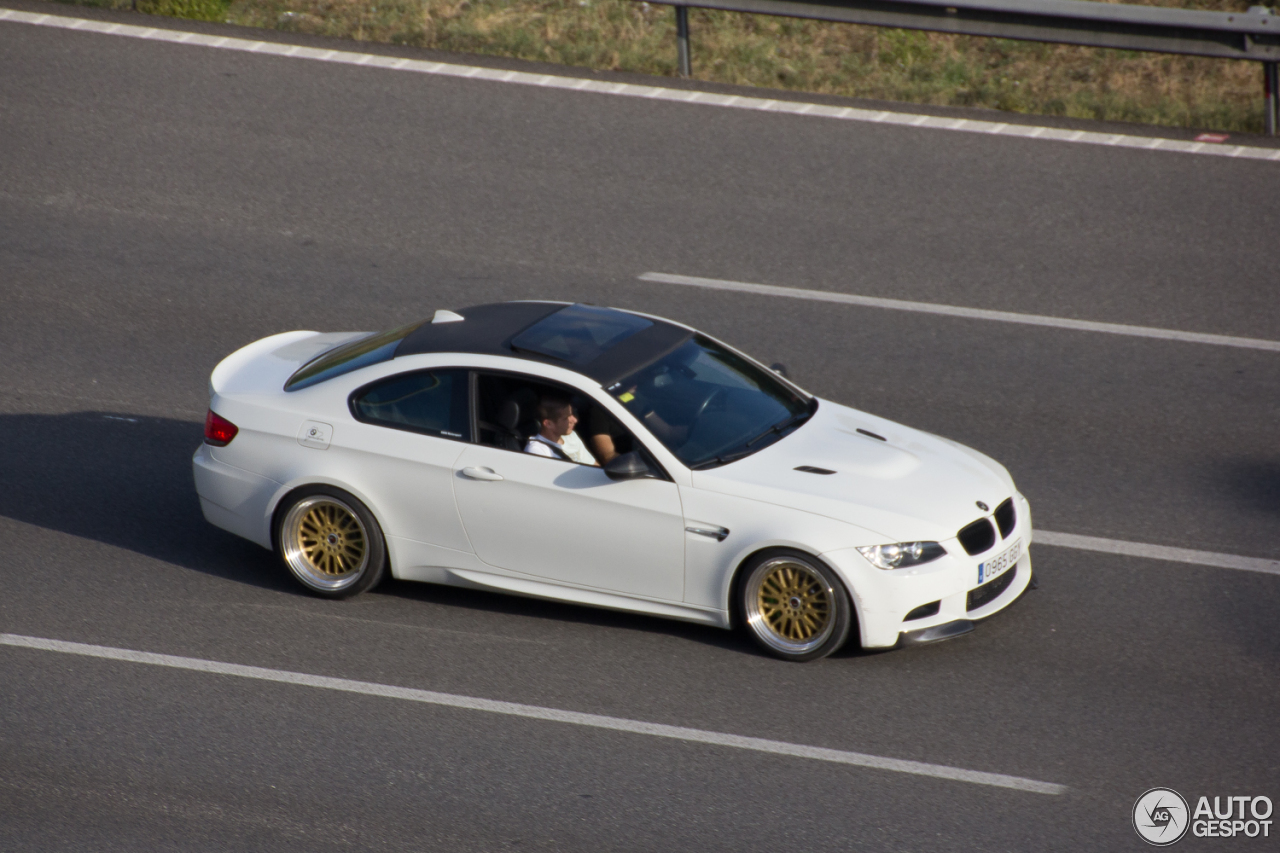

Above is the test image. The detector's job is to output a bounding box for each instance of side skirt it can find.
[442,568,731,629]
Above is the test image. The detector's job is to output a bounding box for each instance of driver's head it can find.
[536,393,577,438]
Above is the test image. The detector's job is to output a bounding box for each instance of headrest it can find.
[497,399,521,431]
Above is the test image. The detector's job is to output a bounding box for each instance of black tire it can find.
[738,550,853,662]
[275,486,387,599]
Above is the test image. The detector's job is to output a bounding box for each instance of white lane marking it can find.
[2,8,1279,163]
[1036,531,1280,576]
[637,272,1280,352]
[0,632,1065,795]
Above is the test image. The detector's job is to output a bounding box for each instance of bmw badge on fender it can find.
[193,301,1034,661]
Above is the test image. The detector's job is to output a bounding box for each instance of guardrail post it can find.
[675,6,692,78]
[1265,61,1279,136]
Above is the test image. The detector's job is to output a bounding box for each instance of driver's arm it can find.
[588,404,624,464]
[637,406,687,447]
[589,432,618,464]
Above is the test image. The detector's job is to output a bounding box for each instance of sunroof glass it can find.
[510,304,652,365]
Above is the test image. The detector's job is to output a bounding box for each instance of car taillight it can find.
[204,410,239,446]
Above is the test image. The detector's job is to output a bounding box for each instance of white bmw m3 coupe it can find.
[193,301,1033,661]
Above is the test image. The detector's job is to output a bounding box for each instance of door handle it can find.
[685,525,729,542]
[461,466,504,481]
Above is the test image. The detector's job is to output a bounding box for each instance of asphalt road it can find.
[2,5,1278,850]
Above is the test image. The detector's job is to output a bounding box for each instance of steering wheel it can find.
[693,387,726,421]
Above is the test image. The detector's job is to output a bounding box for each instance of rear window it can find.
[509,304,651,365]
[285,322,421,391]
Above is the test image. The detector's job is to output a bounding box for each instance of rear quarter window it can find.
[351,369,470,441]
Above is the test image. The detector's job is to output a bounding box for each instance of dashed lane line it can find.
[1036,531,1280,576]
[638,272,1280,352]
[0,632,1067,795]
[2,7,1279,163]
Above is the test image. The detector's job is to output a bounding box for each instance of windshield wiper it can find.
[745,409,812,448]
[690,446,758,470]
[691,408,813,470]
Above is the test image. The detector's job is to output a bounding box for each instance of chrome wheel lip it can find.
[281,496,369,592]
[744,556,837,656]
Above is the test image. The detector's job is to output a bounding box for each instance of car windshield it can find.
[607,335,812,469]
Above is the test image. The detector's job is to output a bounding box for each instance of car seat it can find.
[478,386,538,451]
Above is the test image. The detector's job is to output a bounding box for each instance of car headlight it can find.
[856,541,947,570]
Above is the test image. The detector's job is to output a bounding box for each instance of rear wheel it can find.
[740,551,852,662]
[276,487,386,598]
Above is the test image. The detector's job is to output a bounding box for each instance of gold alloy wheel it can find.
[744,557,837,656]
[281,496,369,592]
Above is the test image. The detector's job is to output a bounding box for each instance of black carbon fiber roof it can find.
[394,302,692,385]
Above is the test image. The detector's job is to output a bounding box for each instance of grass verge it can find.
[48,0,1272,133]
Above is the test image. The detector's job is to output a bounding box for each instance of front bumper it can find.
[823,493,1034,648]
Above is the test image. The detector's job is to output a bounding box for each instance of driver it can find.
[525,393,598,466]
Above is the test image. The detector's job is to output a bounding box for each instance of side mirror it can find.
[603,451,658,481]
[769,362,790,379]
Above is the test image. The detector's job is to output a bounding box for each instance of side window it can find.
[475,373,579,455]
[351,369,470,441]
[475,373,536,453]
[473,371,662,474]
[472,373,601,466]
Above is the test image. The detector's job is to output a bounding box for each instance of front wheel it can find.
[739,551,853,662]
[276,487,387,598]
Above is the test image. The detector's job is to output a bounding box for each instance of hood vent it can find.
[794,466,836,475]
[857,428,887,441]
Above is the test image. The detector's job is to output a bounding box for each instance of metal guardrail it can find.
[649,0,1280,134]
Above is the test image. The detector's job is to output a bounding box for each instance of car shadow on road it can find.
[1223,458,1280,517]
[0,411,291,593]
[374,577,757,655]
[1209,459,1280,665]
[0,410,764,656]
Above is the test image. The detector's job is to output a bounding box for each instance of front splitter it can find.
[898,619,975,646]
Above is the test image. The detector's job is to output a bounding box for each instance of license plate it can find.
[977,539,1021,585]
